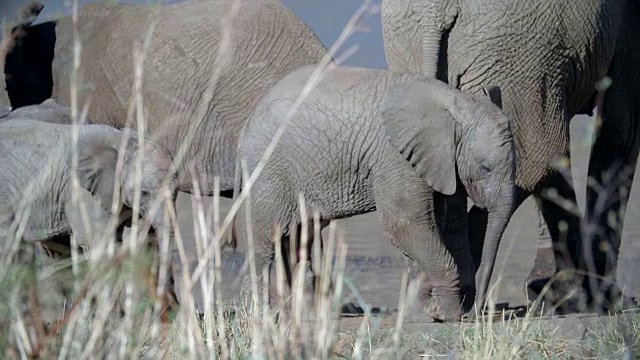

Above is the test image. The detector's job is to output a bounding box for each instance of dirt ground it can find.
[170,114,640,320]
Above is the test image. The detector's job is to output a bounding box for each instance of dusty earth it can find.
[167,115,640,316]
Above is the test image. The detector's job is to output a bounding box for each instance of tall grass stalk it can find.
[2,0,640,358]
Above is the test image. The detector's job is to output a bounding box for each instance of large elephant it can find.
[0,110,179,314]
[1,0,329,204]
[381,0,640,310]
[233,64,516,322]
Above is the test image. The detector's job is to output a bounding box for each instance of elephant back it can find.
[49,0,330,134]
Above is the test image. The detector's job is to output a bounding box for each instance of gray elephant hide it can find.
[0,119,124,249]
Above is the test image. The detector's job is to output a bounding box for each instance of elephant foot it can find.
[524,248,626,316]
[425,290,465,323]
[527,268,594,316]
[461,305,480,323]
[579,280,637,316]
[426,300,463,323]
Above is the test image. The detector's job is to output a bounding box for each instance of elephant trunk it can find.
[149,212,179,313]
[475,200,513,311]
[421,23,443,77]
[418,1,459,79]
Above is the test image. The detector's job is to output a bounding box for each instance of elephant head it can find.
[453,85,516,310]
[68,125,179,321]
[75,126,178,247]
[382,80,516,312]
[119,131,178,239]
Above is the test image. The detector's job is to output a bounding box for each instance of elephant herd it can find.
[0,0,638,323]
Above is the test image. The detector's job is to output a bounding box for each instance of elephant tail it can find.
[2,1,44,54]
[17,1,44,26]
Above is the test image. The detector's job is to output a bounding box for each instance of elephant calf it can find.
[0,108,179,317]
[234,65,516,322]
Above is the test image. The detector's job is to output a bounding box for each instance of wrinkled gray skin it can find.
[0,98,83,125]
[0,105,9,118]
[3,0,328,203]
[234,65,516,322]
[381,0,640,309]
[0,116,178,308]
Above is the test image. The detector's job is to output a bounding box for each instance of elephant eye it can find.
[479,161,492,173]
[140,190,151,198]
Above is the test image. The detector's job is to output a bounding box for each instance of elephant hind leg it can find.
[233,181,290,308]
[528,169,585,313]
[371,164,473,322]
[584,40,640,312]
[279,220,333,305]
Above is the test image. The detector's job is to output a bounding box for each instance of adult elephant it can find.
[2,0,330,203]
[381,0,640,311]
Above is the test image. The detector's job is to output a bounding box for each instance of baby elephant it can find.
[234,65,516,322]
[0,112,179,315]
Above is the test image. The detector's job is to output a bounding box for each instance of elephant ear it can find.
[482,85,503,109]
[76,141,120,210]
[380,81,458,195]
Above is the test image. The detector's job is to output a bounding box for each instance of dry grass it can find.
[1,0,639,359]
[2,186,638,359]
[3,246,639,360]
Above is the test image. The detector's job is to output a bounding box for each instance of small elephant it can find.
[233,64,516,322]
[0,113,179,315]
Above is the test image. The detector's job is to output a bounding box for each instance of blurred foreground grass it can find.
[1,237,639,360]
[1,1,638,357]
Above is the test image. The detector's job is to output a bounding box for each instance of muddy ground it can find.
[169,115,640,324]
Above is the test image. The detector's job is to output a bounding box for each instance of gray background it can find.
[1,0,638,311]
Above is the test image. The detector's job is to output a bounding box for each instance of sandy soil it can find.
[169,115,640,317]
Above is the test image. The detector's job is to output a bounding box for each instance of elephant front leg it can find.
[15,244,48,357]
[143,233,180,320]
[233,190,277,311]
[373,171,474,322]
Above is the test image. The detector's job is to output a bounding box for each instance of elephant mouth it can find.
[467,190,487,210]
